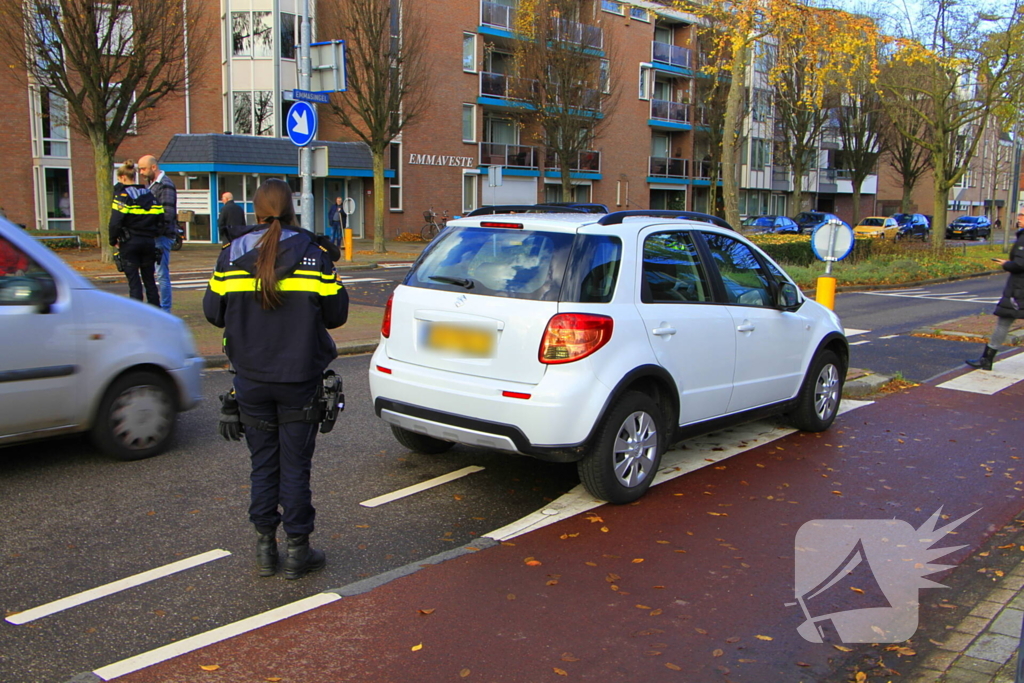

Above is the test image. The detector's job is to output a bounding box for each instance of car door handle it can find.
[652,326,677,336]
[736,322,756,332]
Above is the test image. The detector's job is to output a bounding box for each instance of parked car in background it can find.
[543,202,610,214]
[793,212,850,235]
[853,216,900,240]
[370,209,848,504]
[0,219,203,460]
[892,213,931,240]
[742,215,801,234]
[946,215,992,240]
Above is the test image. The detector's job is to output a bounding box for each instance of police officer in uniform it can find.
[109,159,163,306]
[203,178,348,579]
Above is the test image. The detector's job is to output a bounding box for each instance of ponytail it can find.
[254,219,283,310]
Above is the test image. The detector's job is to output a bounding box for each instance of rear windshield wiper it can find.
[428,275,475,289]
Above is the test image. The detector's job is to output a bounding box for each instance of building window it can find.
[38,88,69,157]
[233,91,275,136]
[752,89,772,122]
[44,167,72,229]
[389,142,402,211]
[630,7,650,22]
[463,33,476,72]
[462,104,476,142]
[462,172,478,213]
[106,83,137,135]
[601,0,624,15]
[600,59,610,94]
[232,11,273,58]
[639,65,651,100]
[280,12,296,60]
[751,139,770,169]
[97,5,134,56]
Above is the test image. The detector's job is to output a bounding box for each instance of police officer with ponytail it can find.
[203,178,348,579]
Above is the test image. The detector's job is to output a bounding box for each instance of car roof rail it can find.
[465,204,587,216]
[596,210,736,231]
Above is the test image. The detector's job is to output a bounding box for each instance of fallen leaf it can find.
[712,648,724,657]
[585,515,604,523]
[833,645,853,652]
[855,673,867,683]
[726,636,740,643]
[546,580,559,586]
[656,540,670,544]
[665,663,682,670]
[411,643,423,651]
[459,669,471,678]
[695,628,708,634]
[266,678,283,682]
[796,662,811,667]
[525,560,542,566]
[506,594,516,600]
[636,604,652,610]
[755,635,773,641]
[654,585,666,589]
[650,609,663,616]
[453,494,463,501]
[831,491,842,496]
[553,667,568,676]
[606,573,620,582]
[738,658,756,663]
[850,587,864,594]
[561,653,580,662]
[600,527,610,533]
[418,608,435,615]
[199,665,220,671]
[355,524,369,528]
[895,647,916,656]
[996,570,1005,577]
[632,558,645,564]
[585,561,597,567]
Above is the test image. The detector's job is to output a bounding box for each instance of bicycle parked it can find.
[420,208,448,241]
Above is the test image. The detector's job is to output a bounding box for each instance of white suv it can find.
[369,210,847,503]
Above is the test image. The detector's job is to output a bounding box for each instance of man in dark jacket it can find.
[139,155,178,313]
[218,192,247,243]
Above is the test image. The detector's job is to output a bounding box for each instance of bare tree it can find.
[692,23,733,217]
[0,0,211,260]
[320,0,430,253]
[509,0,617,202]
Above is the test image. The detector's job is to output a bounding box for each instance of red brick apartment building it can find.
[0,0,1016,243]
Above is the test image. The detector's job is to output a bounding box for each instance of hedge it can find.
[24,229,100,249]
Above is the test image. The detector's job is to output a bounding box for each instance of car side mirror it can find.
[0,276,57,313]
[777,282,801,310]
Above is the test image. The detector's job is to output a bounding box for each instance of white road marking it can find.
[845,328,870,336]
[483,400,872,542]
[378,263,413,269]
[360,465,485,507]
[849,340,871,346]
[878,334,900,339]
[6,549,231,625]
[859,289,999,305]
[91,592,339,681]
[937,353,1024,395]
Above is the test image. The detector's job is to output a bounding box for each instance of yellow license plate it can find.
[425,323,495,357]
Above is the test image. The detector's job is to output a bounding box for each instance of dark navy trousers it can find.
[234,374,320,536]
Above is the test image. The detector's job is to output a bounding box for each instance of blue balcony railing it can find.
[651,99,691,125]
[652,42,692,69]
[480,142,538,169]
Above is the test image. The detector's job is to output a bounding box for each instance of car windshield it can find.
[743,217,775,227]
[892,214,913,224]
[407,226,576,301]
[795,212,825,224]
[958,217,981,224]
[859,218,884,227]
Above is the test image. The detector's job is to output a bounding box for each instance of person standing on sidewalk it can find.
[109,160,162,306]
[218,191,247,243]
[204,178,348,579]
[327,197,345,247]
[139,155,178,313]
[966,226,1024,370]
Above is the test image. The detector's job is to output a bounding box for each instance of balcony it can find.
[649,156,690,179]
[481,0,516,31]
[553,17,603,50]
[479,142,538,169]
[652,42,693,70]
[480,71,535,102]
[545,149,602,173]
[695,159,718,180]
[650,99,691,126]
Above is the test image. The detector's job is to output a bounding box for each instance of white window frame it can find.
[107,83,137,135]
[462,170,480,214]
[389,142,403,212]
[629,7,651,22]
[97,4,134,56]
[463,32,477,73]
[462,103,477,143]
[639,64,652,101]
[601,0,625,15]
[600,59,610,94]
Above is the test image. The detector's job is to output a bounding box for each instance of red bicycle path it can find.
[111,359,1024,683]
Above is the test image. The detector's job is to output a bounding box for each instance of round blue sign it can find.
[810,220,855,262]
[286,101,317,147]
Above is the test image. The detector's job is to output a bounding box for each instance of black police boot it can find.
[255,526,278,577]
[965,345,998,371]
[283,534,326,580]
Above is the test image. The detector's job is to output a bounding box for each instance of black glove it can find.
[218,389,244,441]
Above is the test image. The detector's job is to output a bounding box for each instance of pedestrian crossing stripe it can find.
[937,352,1024,395]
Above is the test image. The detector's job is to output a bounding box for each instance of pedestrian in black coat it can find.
[218,191,247,243]
[966,227,1024,370]
[109,159,162,306]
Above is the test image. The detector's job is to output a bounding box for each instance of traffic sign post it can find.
[810,219,855,310]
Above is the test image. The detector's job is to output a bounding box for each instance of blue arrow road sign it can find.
[286,101,317,147]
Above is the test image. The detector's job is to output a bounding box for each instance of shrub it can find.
[25,230,100,249]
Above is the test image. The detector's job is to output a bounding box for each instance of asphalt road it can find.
[834,273,1005,382]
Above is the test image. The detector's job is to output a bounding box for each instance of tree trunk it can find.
[372,148,387,254]
[90,134,115,263]
[560,162,573,202]
[721,44,749,230]
[792,163,804,220]
[931,150,948,253]
[851,177,863,227]
[901,183,913,213]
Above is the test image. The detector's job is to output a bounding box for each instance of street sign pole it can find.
[299,0,313,232]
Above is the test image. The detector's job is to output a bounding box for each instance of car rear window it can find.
[561,235,622,303]
[406,227,575,301]
[861,218,883,226]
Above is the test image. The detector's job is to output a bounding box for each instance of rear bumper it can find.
[169,357,204,411]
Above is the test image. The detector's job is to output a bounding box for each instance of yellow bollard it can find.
[343,227,353,262]
[816,275,836,310]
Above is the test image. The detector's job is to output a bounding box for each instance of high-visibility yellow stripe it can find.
[111,201,163,216]
[208,276,340,296]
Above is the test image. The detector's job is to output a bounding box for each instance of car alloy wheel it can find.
[813,362,841,422]
[611,410,659,489]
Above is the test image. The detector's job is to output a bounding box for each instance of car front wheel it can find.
[788,350,844,432]
[92,371,177,461]
[390,425,454,454]
[578,391,664,504]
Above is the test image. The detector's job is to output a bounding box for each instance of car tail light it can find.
[480,221,523,229]
[376,365,392,374]
[502,390,532,399]
[381,293,393,338]
[539,314,613,364]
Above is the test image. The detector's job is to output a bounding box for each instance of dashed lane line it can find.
[937,353,1024,395]
[849,340,871,346]
[845,328,870,336]
[359,465,485,508]
[91,593,339,681]
[858,289,999,305]
[878,334,900,339]
[7,549,230,625]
